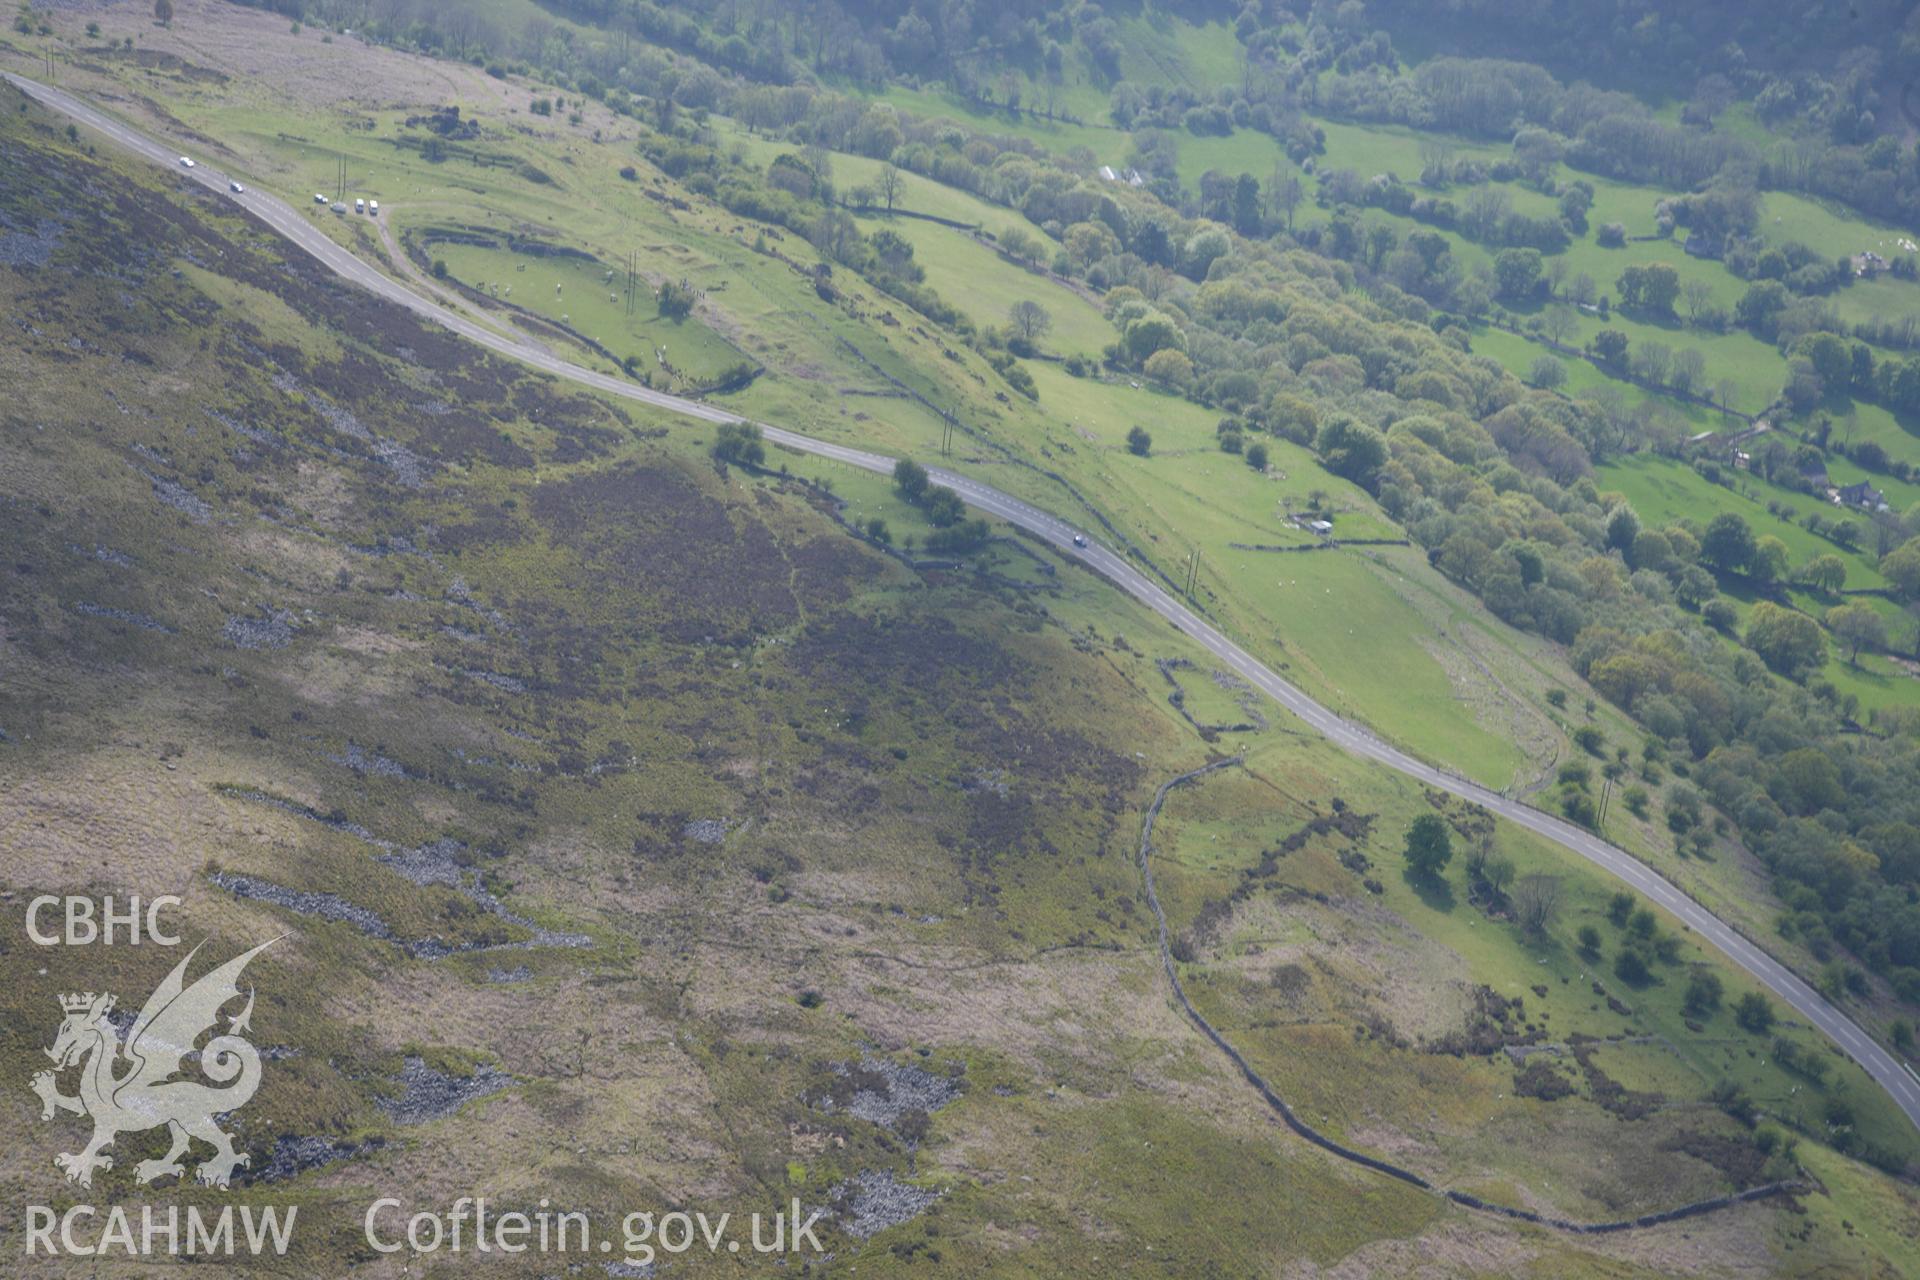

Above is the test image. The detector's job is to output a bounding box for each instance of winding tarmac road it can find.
[14,71,1919,1136]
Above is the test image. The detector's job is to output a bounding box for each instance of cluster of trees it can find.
[1366,0,1917,98]
[1323,167,1577,258]
[1613,263,1680,315]
[1758,327,1920,425]
[710,422,765,467]
[1319,54,1744,189]
[1593,890,1690,987]
[1724,236,1861,299]
[1578,328,1719,405]
[1730,280,1836,351]
[1015,167,1920,848]
[1359,0,1920,227]
[1852,347,1920,418]
[892,459,991,554]
[1310,23,1920,231]
[1298,183,1733,359]
[1111,83,1241,137]
[1141,251,1920,1025]
[1404,813,1563,935]
[271,0,1920,237]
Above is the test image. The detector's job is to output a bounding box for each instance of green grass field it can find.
[1013,361,1558,788]
[1829,403,1920,501]
[806,4,1920,490]
[1281,116,1920,447]
[849,213,1113,356]
[1597,453,1920,715]
[1598,453,1886,590]
[871,82,1122,158]
[1710,579,1920,717]
[430,236,746,383]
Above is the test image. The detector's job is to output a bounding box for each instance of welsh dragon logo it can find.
[30,938,278,1189]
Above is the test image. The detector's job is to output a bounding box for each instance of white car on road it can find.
[178,156,195,168]
[229,181,245,194]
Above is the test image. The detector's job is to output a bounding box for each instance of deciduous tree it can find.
[1828,603,1887,664]
[1529,356,1566,390]
[1684,970,1724,1017]
[1882,537,1920,601]
[1747,601,1827,678]
[1511,874,1562,935]
[1795,554,1847,595]
[1701,512,1757,573]
[1403,813,1453,878]
[1494,247,1543,299]
[892,457,929,502]
[1008,299,1052,344]
[877,163,904,212]
[1315,416,1388,484]
[1734,992,1775,1034]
